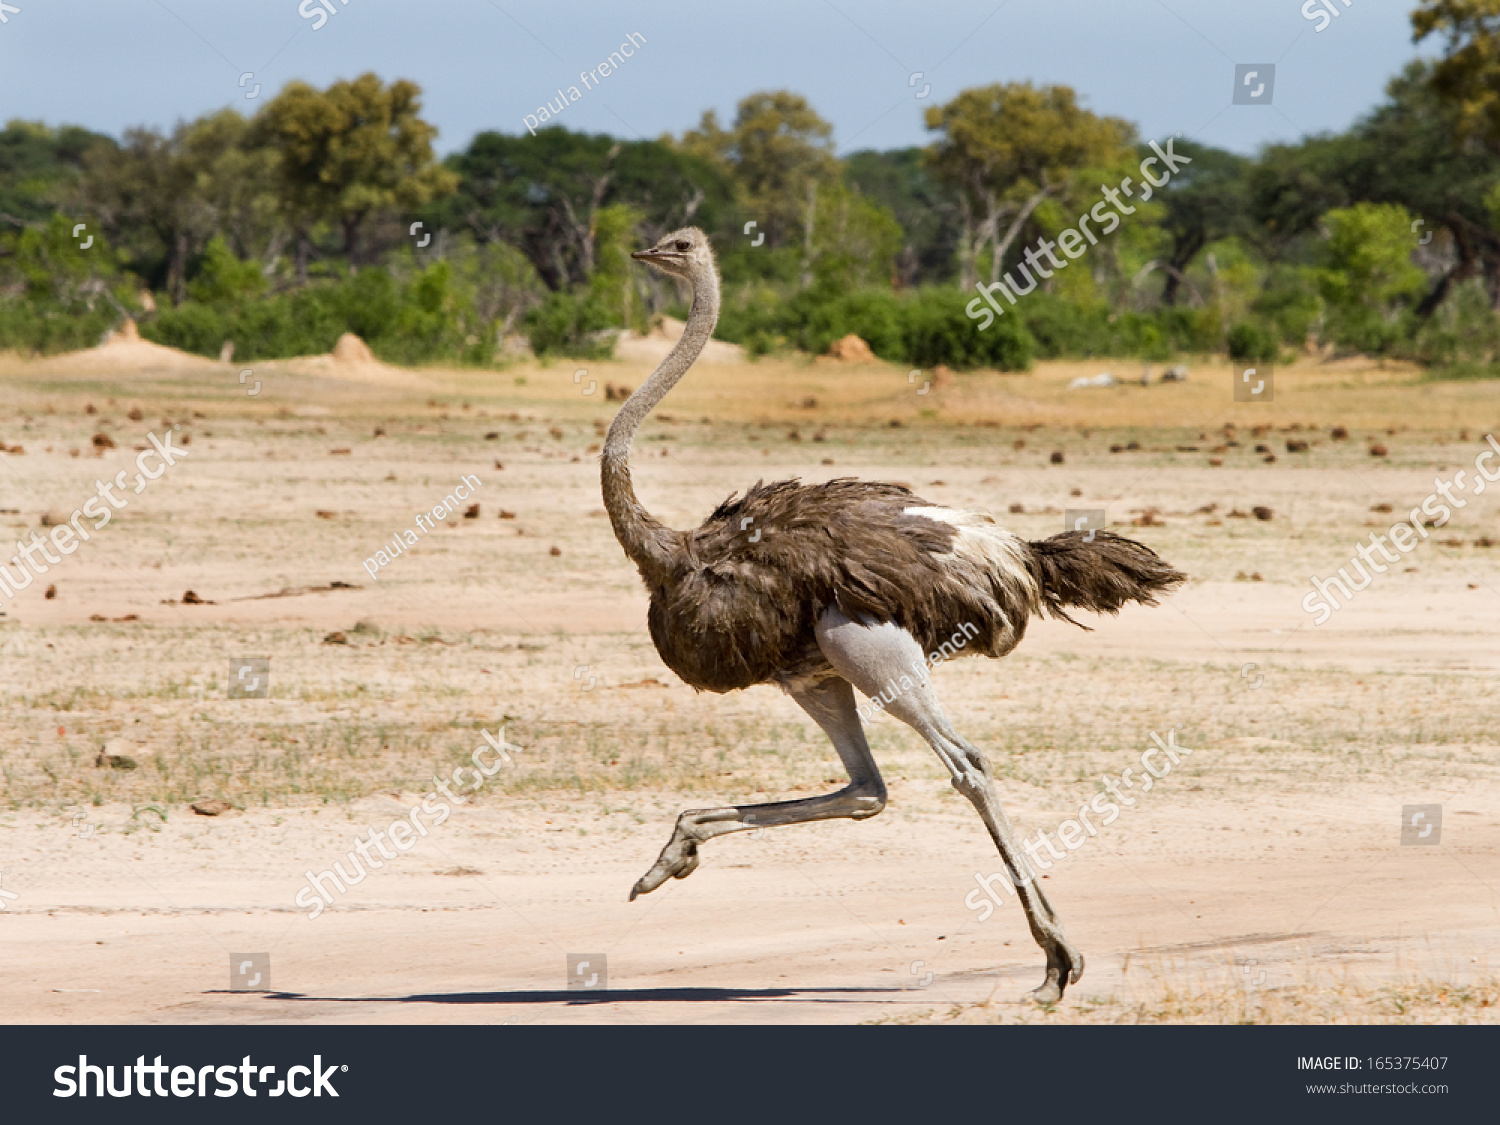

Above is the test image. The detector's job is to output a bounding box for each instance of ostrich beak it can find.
[631,247,681,261]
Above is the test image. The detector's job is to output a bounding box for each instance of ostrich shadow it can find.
[264,985,907,1008]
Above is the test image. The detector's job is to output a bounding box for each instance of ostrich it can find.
[603,228,1185,1001]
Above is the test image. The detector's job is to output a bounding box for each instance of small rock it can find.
[181,590,205,604]
[1050,451,1065,464]
[1371,503,1393,513]
[463,504,480,519]
[191,799,234,817]
[1286,439,1308,452]
[323,631,348,645]
[499,509,517,520]
[1008,503,1025,514]
[549,545,562,557]
[1369,444,1388,457]
[1252,506,1274,521]
[1330,426,1349,440]
[44,584,56,599]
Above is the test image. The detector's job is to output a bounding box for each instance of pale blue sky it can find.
[0,0,1433,155]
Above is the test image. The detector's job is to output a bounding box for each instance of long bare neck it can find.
[601,263,720,582]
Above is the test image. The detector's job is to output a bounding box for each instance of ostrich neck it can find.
[601,266,720,582]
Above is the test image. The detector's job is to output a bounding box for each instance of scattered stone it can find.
[499,509,516,519]
[181,590,206,605]
[463,503,480,519]
[1008,503,1025,514]
[1254,444,1270,454]
[127,406,143,421]
[1286,439,1308,452]
[1131,509,1164,527]
[1069,372,1116,388]
[1369,444,1389,457]
[323,631,349,645]
[191,799,234,816]
[96,740,138,770]
[1330,426,1349,440]
[1371,503,1393,513]
[1050,451,1065,464]
[548,545,562,557]
[1227,509,1249,519]
[44,584,56,599]
[315,510,336,519]
[1253,506,1274,521]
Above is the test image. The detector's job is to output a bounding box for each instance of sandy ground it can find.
[0,341,1497,1024]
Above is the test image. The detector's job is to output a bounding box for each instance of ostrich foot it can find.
[1029,940,1085,1003]
[629,833,701,901]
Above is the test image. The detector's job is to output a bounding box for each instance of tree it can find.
[1149,141,1251,305]
[253,74,457,277]
[436,127,732,291]
[845,147,962,286]
[77,125,207,302]
[1413,0,1500,150]
[1317,202,1428,353]
[924,83,1135,290]
[675,91,841,282]
[0,120,113,226]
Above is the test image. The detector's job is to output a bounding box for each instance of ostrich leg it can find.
[814,607,1083,1002]
[629,676,887,900]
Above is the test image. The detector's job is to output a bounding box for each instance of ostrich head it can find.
[631,227,715,282]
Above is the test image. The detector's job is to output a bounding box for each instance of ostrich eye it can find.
[674,240,691,251]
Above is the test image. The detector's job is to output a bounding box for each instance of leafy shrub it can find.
[524,289,616,359]
[145,262,493,365]
[903,287,1033,370]
[1227,321,1278,363]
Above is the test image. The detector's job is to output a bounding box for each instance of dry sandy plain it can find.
[1,333,1497,1025]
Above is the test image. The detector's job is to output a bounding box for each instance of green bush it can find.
[1227,321,1278,362]
[903,287,1033,370]
[144,262,493,365]
[524,289,616,359]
